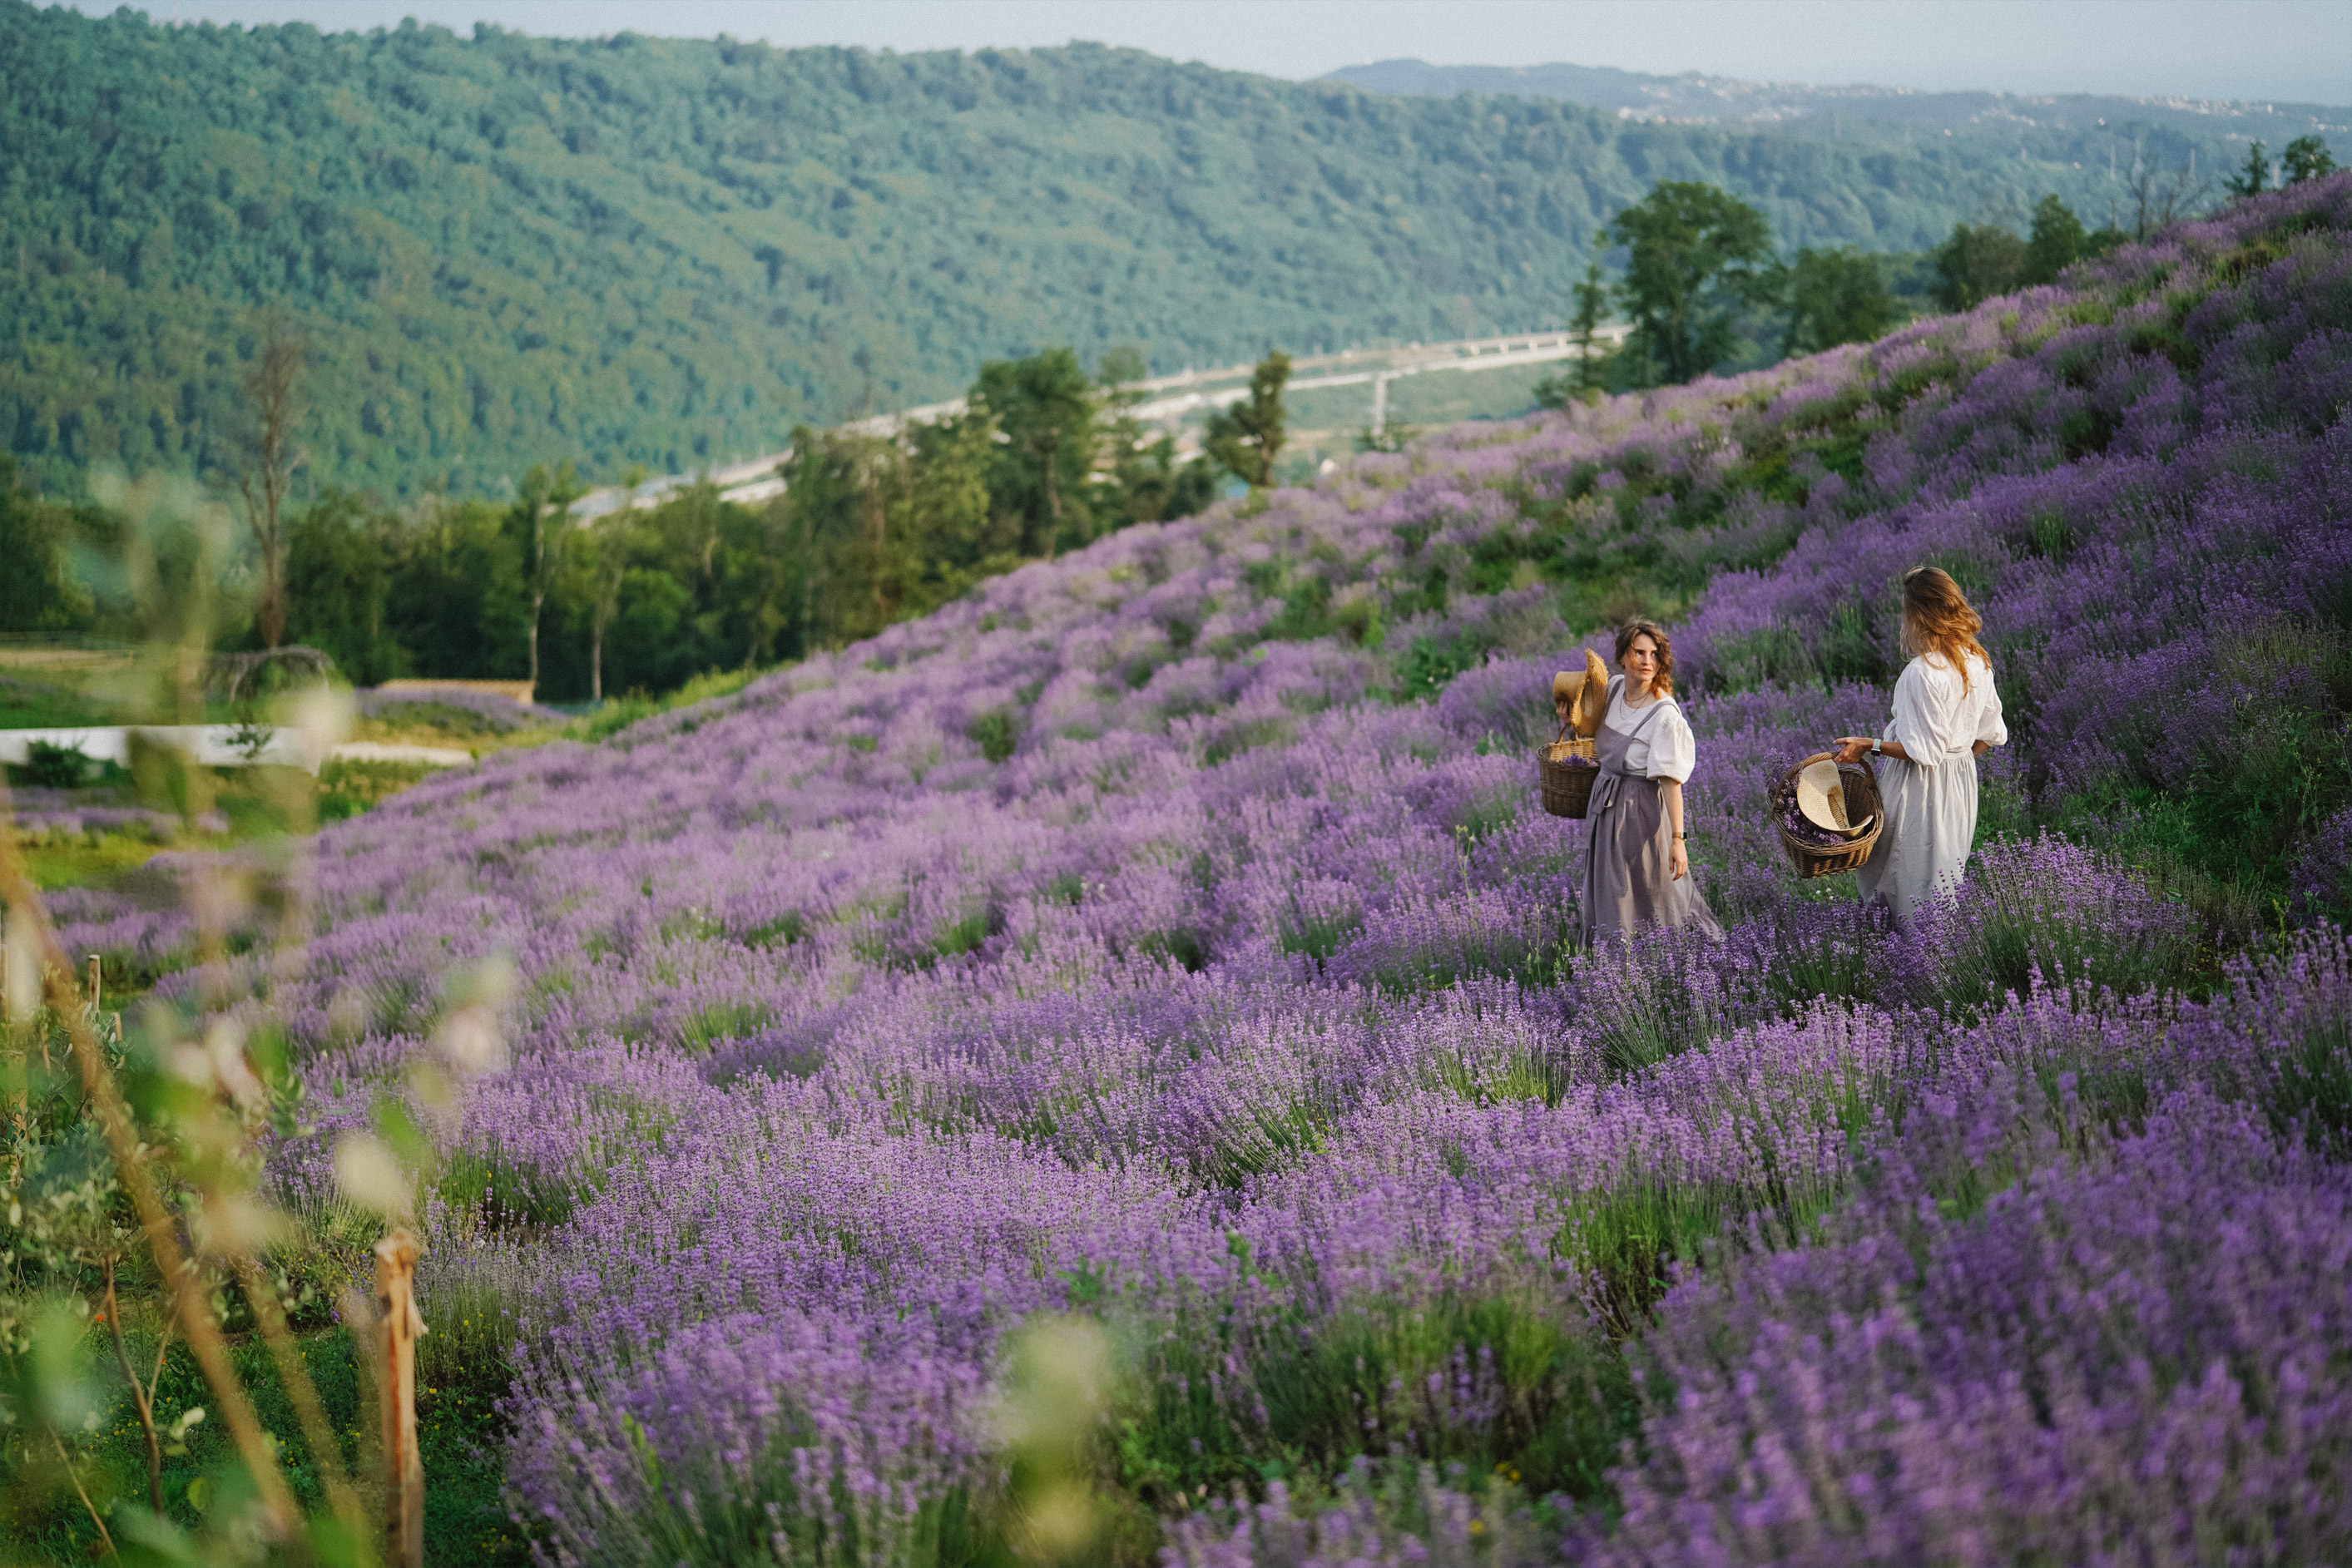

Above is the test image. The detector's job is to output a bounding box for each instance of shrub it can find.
[414,1232,536,1404]
[19,738,91,789]
[1162,1457,1553,1568]
[503,1312,992,1568]
[1595,1080,2352,1568]
[1889,834,2204,1016]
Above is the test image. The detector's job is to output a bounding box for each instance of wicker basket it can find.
[1538,726,1600,819]
[1775,751,1884,879]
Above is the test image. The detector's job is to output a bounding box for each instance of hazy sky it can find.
[65,1,2352,105]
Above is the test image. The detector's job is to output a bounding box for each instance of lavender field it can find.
[55,176,2352,1565]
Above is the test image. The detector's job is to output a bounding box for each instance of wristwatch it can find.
[1870,739,1883,756]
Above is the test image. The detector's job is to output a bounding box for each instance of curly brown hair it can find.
[1614,618,1676,698]
[1899,567,1991,693]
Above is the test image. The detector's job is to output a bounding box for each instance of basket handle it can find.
[1814,744,1881,784]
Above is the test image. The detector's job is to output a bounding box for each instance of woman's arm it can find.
[1834,735,1907,764]
[1836,660,1998,764]
[1660,778,1689,881]
[1835,736,1990,761]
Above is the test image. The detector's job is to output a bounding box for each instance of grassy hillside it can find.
[0,3,2256,502]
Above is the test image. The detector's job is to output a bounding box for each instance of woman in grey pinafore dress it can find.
[1578,620,1723,946]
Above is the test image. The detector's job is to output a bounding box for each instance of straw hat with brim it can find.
[1795,758,1855,833]
[1551,651,1610,737]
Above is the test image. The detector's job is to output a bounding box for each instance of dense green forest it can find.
[0,2,2265,501]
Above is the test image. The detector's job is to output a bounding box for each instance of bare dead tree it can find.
[236,326,306,648]
[2127,146,2212,240]
[517,462,583,701]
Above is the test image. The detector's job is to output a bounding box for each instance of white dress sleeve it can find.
[1646,702,1696,783]
[1973,656,2008,748]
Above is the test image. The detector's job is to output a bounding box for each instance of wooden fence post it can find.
[374,1229,425,1568]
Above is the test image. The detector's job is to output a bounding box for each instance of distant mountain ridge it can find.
[1325,58,2352,141]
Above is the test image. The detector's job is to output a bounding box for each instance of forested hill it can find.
[0,5,2262,502]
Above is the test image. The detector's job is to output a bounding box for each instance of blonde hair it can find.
[1614,618,1675,698]
[1899,567,1991,693]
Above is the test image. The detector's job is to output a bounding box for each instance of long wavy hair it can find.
[1615,618,1676,698]
[1899,566,1991,693]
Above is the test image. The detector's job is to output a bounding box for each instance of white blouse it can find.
[1884,650,2007,764]
[1605,685,1696,783]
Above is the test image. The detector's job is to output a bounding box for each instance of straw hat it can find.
[1551,668,1584,723]
[1795,758,1855,833]
[1551,650,1610,737]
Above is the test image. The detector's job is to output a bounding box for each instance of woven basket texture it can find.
[1539,734,1599,819]
[1776,751,1884,879]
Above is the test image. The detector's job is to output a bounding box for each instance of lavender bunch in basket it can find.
[1771,774,1847,847]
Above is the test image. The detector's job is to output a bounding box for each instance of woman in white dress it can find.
[1580,620,1723,944]
[1834,567,2008,927]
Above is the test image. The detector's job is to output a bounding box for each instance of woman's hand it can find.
[1659,779,1690,880]
[1832,735,1874,764]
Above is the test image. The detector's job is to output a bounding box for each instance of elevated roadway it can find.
[573,325,1629,522]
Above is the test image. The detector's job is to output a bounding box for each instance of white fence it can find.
[2,725,326,774]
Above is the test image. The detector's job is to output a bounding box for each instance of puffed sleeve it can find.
[1885,659,1965,760]
[1646,702,1696,783]
[1974,658,2008,748]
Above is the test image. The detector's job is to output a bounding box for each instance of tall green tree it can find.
[1932,222,2032,310]
[231,324,305,650]
[1095,349,1217,525]
[2025,195,2089,285]
[776,426,908,651]
[2226,141,2270,198]
[1105,428,1218,525]
[0,456,107,635]
[2284,136,2340,185]
[973,349,1098,559]
[905,411,1014,578]
[1205,352,1291,488]
[507,462,583,700]
[562,508,647,704]
[1779,247,1899,357]
[1571,265,1616,393]
[1535,265,1617,409]
[1608,182,1776,383]
[386,497,531,681]
[284,491,404,685]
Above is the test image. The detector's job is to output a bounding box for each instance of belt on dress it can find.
[1590,765,1635,814]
